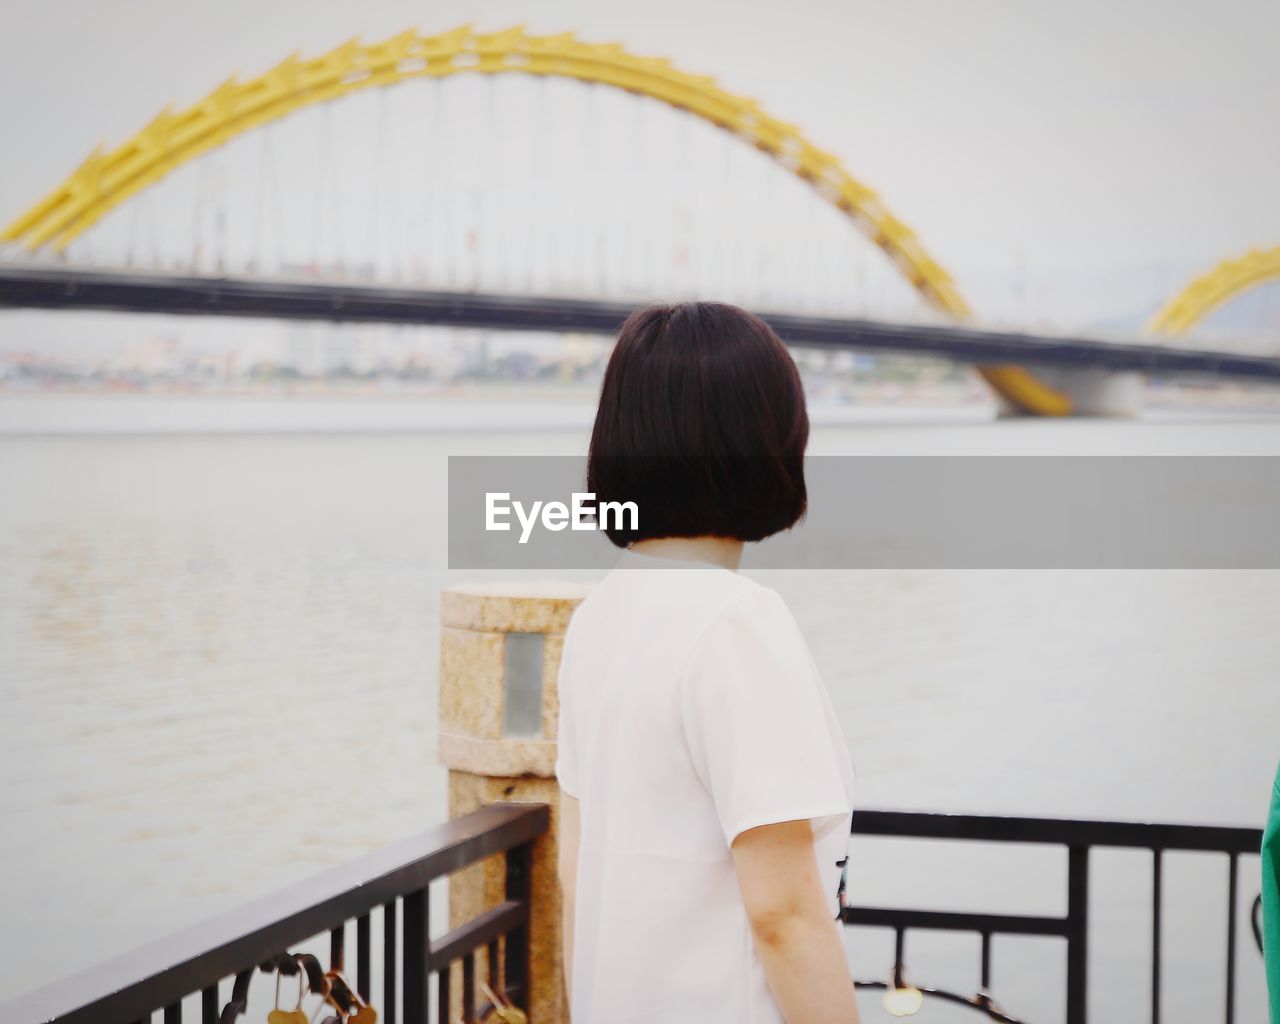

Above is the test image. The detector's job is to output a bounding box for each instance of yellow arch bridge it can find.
[2,26,1278,413]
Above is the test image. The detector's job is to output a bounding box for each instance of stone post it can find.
[439,581,590,1024]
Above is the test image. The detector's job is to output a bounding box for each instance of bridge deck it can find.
[3,264,1279,383]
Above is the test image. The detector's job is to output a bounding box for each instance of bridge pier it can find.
[1003,369,1146,418]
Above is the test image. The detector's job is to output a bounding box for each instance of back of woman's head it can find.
[587,301,809,547]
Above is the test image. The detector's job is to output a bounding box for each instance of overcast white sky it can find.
[0,0,1277,335]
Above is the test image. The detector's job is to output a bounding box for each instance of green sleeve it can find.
[1264,762,1280,1024]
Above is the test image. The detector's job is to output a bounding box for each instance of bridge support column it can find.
[1025,368,1146,418]
[438,582,590,1024]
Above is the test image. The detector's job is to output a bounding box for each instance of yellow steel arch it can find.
[1149,246,1280,336]
[0,24,1071,415]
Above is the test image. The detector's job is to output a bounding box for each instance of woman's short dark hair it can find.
[587,301,808,547]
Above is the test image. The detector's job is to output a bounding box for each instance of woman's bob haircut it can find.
[587,301,809,548]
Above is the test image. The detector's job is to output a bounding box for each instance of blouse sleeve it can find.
[554,626,580,799]
[679,586,853,847]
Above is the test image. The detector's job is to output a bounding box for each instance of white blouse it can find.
[555,548,856,1023]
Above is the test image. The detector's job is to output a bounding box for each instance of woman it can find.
[555,302,860,1023]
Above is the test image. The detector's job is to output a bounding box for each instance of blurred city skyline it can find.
[1,319,978,398]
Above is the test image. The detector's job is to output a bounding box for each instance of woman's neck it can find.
[628,536,744,572]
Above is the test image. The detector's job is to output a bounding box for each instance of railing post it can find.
[404,888,430,1024]
[1066,845,1090,1024]
[438,582,589,1024]
[505,838,534,1006]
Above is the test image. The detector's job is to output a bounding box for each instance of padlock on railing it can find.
[476,980,528,1024]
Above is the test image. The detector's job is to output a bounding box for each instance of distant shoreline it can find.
[0,378,988,404]
[3,378,1278,406]
[4,381,1280,440]
[0,389,1003,436]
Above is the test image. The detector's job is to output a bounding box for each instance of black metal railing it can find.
[842,810,1265,1024]
[2,801,1263,1024]
[0,802,548,1024]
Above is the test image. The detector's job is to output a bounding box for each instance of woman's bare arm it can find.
[557,790,581,1012]
[731,819,861,1023]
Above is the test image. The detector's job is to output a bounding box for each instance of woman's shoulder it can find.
[680,578,825,707]
[698,577,803,643]
[565,564,792,650]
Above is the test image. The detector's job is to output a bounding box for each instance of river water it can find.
[1,393,1277,1022]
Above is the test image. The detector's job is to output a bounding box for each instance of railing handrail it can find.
[0,802,549,1024]
[853,807,1263,853]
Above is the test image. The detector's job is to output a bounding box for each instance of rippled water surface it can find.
[2,395,1278,1022]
